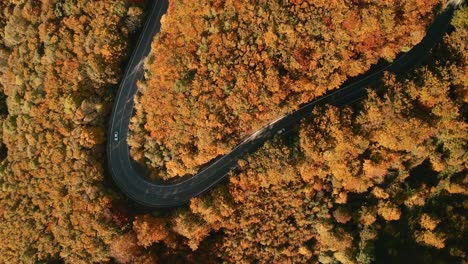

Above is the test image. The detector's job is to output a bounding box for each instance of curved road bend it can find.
[107,1,458,208]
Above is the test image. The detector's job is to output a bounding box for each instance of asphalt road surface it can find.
[107,0,458,208]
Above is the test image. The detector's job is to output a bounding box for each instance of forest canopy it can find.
[117,6,467,262]
[129,0,449,179]
[0,0,146,262]
[0,0,465,263]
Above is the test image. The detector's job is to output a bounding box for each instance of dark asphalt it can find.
[107,0,457,208]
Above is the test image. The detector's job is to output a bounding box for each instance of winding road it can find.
[107,0,458,208]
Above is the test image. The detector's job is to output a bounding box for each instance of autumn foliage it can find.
[0,0,146,262]
[0,0,466,263]
[121,6,467,263]
[129,0,447,179]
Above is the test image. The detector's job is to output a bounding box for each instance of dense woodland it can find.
[129,0,449,179]
[118,7,467,263]
[0,0,146,262]
[0,0,466,263]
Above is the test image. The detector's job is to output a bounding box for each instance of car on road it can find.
[277,128,286,135]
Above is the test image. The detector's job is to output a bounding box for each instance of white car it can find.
[113,131,119,142]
